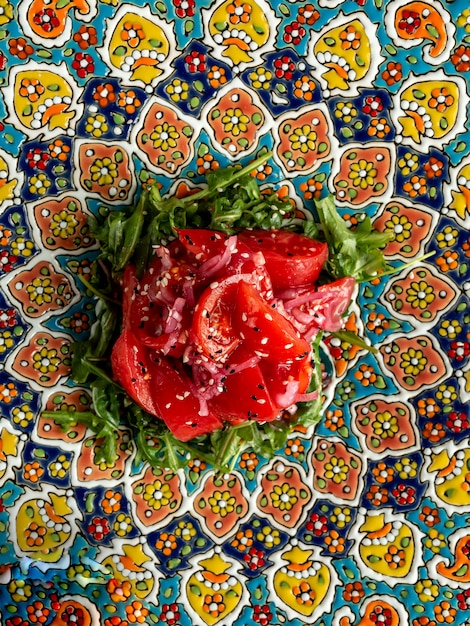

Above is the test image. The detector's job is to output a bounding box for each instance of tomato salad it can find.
[47,152,392,471]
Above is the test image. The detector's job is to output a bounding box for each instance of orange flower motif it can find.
[419,505,441,527]
[367,117,391,139]
[231,528,254,551]
[299,177,323,200]
[106,578,133,602]
[354,363,377,386]
[343,581,365,603]
[366,311,390,335]
[93,83,117,108]
[340,25,361,50]
[27,601,50,624]
[24,461,44,483]
[125,600,149,624]
[293,75,316,101]
[208,65,228,89]
[382,61,403,85]
[434,600,456,623]
[101,490,122,514]
[121,21,146,48]
[417,397,440,418]
[297,4,320,25]
[227,0,252,24]
[9,37,34,60]
[324,408,345,432]
[372,461,394,484]
[203,593,226,617]
[324,529,345,553]
[403,175,427,197]
[284,437,305,458]
[436,250,459,272]
[293,580,316,605]
[251,161,273,181]
[365,484,389,506]
[73,25,98,50]
[239,451,259,473]
[25,522,47,547]
[155,532,177,556]
[422,420,446,442]
[384,544,406,568]
[19,78,45,102]
[428,87,454,112]
[196,153,219,175]
[48,138,71,161]
[413,617,437,626]
[118,90,142,115]
[424,156,444,178]
[462,235,470,258]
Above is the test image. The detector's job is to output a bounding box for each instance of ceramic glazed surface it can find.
[1,0,470,624]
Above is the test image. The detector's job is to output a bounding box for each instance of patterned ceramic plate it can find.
[1,0,470,624]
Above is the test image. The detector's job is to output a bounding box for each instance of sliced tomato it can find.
[260,356,313,409]
[111,329,159,416]
[146,352,223,441]
[238,229,328,291]
[281,276,356,333]
[211,363,279,423]
[191,275,242,362]
[177,229,229,262]
[233,281,311,362]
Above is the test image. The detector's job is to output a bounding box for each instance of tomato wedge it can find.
[233,281,311,362]
[238,229,328,291]
[211,363,279,423]
[111,328,159,416]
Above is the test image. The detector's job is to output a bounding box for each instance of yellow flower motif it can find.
[166,78,190,102]
[221,107,250,137]
[51,210,79,239]
[290,124,317,154]
[0,0,14,25]
[0,330,14,354]
[405,280,436,310]
[33,347,61,374]
[372,411,399,439]
[90,157,118,185]
[12,403,34,427]
[394,457,418,479]
[256,525,281,548]
[271,482,298,511]
[349,159,377,189]
[435,384,457,405]
[330,506,352,528]
[175,520,197,541]
[143,479,173,511]
[114,513,133,537]
[457,8,470,33]
[436,225,458,248]
[249,67,272,89]
[384,214,412,243]
[49,454,70,478]
[438,319,462,339]
[11,237,35,257]
[398,151,419,175]
[85,113,109,138]
[415,578,439,603]
[335,101,357,123]
[400,347,426,376]
[7,579,32,603]
[208,490,236,517]
[26,277,54,306]
[29,173,51,195]
[150,122,179,151]
[424,528,446,553]
[324,456,349,484]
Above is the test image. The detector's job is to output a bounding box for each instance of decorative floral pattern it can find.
[0,0,469,625]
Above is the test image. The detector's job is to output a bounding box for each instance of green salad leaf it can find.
[44,151,392,473]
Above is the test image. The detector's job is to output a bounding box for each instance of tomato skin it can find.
[238,229,328,291]
[177,229,229,262]
[146,353,223,441]
[260,356,313,409]
[211,363,279,423]
[111,329,159,416]
[233,281,311,362]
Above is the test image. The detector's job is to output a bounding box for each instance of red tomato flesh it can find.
[238,229,328,291]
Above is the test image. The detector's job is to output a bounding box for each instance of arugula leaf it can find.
[315,195,393,281]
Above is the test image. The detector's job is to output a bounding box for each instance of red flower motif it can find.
[305,512,328,535]
[72,52,95,79]
[33,8,60,33]
[160,603,181,625]
[448,340,470,362]
[456,588,470,610]
[88,516,110,541]
[451,45,470,72]
[243,546,266,570]
[446,411,469,433]
[0,308,17,329]
[0,52,6,70]
[26,148,51,171]
[253,604,273,625]
[173,0,195,18]
[398,10,421,35]
[185,50,206,73]
[60,605,86,626]
[363,95,384,117]
[392,483,416,506]
[0,250,18,274]
[369,604,394,626]
[273,55,296,80]
[283,21,306,45]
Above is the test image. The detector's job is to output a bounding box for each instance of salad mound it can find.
[46,152,392,471]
